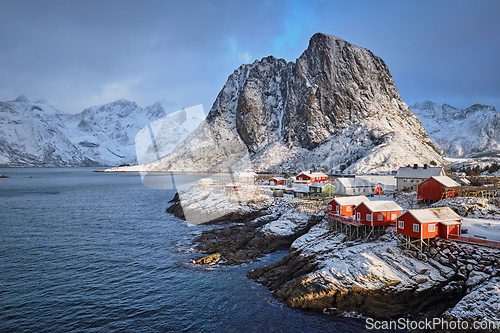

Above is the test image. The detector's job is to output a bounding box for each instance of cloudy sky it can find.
[0,0,499,114]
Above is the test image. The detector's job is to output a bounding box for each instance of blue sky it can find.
[0,0,499,114]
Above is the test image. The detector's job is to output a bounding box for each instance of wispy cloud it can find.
[274,0,315,54]
[88,78,142,107]
[227,36,253,65]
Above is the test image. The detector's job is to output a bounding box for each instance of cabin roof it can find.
[395,166,444,179]
[309,182,331,188]
[294,186,310,193]
[335,177,371,188]
[406,207,461,224]
[332,195,369,206]
[428,176,460,188]
[297,171,328,178]
[357,200,402,212]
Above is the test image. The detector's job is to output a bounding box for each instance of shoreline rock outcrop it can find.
[167,189,500,322]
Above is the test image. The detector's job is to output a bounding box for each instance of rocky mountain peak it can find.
[14,95,29,103]
[145,33,445,174]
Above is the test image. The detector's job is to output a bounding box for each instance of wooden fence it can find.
[448,234,500,249]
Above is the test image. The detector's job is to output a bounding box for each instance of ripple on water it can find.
[0,168,388,333]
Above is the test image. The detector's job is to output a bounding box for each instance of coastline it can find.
[167,186,500,325]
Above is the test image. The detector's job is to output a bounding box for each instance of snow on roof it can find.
[335,177,371,188]
[333,195,370,206]
[297,171,327,178]
[358,200,403,212]
[407,207,461,224]
[439,220,462,226]
[309,182,331,188]
[294,186,310,193]
[395,166,444,179]
[225,183,241,187]
[269,177,287,181]
[430,176,460,188]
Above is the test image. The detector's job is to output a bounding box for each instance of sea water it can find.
[0,168,379,332]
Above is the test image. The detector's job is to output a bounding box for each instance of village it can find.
[219,164,500,255]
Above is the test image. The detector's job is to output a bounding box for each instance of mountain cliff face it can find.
[144,33,445,174]
[410,101,500,158]
[0,96,204,167]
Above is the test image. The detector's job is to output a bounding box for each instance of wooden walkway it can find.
[447,234,500,249]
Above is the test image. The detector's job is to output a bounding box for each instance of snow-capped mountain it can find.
[410,100,500,158]
[139,33,445,174]
[0,96,205,167]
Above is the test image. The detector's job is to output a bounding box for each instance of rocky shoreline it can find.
[166,190,500,327]
[167,191,320,265]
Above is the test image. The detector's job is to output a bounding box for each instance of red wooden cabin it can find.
[353,201,403,227]
[397,207,461,240]
[296,171,328,185]
[269,177,286,186]
[417,176,460,203]
[326,196,369,217]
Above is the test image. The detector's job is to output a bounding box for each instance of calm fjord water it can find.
[0,168,370,332]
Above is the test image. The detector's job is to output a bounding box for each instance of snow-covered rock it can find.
[0,96,204,167]
[260,210,311,237]
[431,196,500,219]
[411,100,500,158]
[254,223,458,317]
[136,33,445,174]
[174,182,273,225]
[444,277,500,322]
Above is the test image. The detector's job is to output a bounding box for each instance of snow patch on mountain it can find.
[135,33,445,174]
[410,100,500,158]
[0,96,204,167]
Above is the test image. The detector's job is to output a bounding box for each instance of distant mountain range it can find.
[410,101,500,158]
[0,96,204,167]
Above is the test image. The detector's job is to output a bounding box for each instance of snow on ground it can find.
[461,218,500,241]
[444,277,500,322]
[259,196,317,237]
[368,194,395,201]
[431,196,500,219]
[394,191,419,210]
[446,156,500,175]
[260,210,310,237]
[291,223,454,292]
[177,183,273,225]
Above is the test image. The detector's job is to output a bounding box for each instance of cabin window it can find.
[378,214,383,221]
[346,206,351,212]
[336,206,339,213]
[391,213,397,220]
[413,224,419,232]
[398,221,404,229]
[428,224,435,232]
[328,205,332,211]
[367,214,372,221]
[357,212,361,220]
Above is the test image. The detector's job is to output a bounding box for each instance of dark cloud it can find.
[0,0,498,114]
